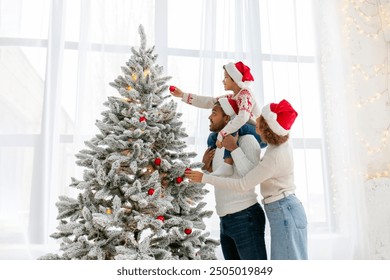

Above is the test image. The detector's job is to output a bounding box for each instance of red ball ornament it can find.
[139,116,146,122]
[184,228,192,235]
[148,188,155,195]
[169,85,176,92]
[176,177,183,184]
[185,168,191,173]
[157,216,165,222]
[154,157,161,166]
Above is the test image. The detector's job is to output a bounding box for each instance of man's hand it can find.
[202,147,215,172]
[185,170,204,183]
[169,86,184,98]
[222,134,239,151]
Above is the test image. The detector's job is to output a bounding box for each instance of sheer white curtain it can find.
[314,0,390,259]
[1,0,371,260]
[0,0,157,258]
[313,0,369,258]
[165,0,328,259]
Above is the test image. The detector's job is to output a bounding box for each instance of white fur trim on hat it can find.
[219,97,237,117]
[224,62,252,89]
[261,105,290,136]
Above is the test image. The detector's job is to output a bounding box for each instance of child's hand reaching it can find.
[216,140,223,149]
[169,85,184,98]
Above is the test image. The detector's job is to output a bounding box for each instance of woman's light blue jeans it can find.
[264,194,308,260]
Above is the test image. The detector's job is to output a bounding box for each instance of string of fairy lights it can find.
[344,0,390,180]
[352,60,388,81]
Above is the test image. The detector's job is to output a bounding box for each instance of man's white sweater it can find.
[210,135,261,216]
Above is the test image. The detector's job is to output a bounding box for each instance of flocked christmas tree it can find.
[40,25,219,260]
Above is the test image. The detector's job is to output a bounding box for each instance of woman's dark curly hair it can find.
[258,115,289,145]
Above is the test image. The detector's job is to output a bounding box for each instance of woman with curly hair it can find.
[185,99,308,260]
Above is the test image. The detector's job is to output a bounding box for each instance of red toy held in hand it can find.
[169,85,176,92]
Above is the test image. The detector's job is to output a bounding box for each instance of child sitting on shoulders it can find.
[170,61,266,176]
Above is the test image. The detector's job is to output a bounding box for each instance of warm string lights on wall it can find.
[343,0,390,180]
[351,0,379,20]
[353,56,390,163]
[345,16,381,38]
[356,89,388,107]
[343,0,383,39]
[356,124,390,154]
[377,0,390,41]
[365,172,390,187]
[365,164,390,180]
[352,59,388,81]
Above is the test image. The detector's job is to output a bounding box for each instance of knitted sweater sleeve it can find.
[181,92,230,109]
[217,90,253,141]
[231,135,260,177]
[202,151,276,192]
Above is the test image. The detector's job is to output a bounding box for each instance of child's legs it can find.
[209,131,234,163]
[222,131,237,160]
[207,132,218,150]
[222,123,263,160]
[238,123,267,148]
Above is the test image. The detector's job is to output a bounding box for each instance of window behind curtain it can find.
[0,0,330,259]
[162,0,329,234]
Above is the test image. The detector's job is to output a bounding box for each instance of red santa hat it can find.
[224,61,254,89]
[219,97,238,117]
[261,99,298,136]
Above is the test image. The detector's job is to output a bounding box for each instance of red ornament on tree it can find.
[154,157,161,166]
[176,177,183,184]
[157,216,165,222]
[184,228,192,235]
[185,168,191,173]
[169,85,176,92]
[139,116,146,122]
[148,188,155,195]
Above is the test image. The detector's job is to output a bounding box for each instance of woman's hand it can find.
[185,170,204,183]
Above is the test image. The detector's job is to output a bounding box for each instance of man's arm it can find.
[222,134,260,177]
[201,147,215,173]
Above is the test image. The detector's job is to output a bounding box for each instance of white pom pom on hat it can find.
[224,61,254,89]
[261,99,298,136]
